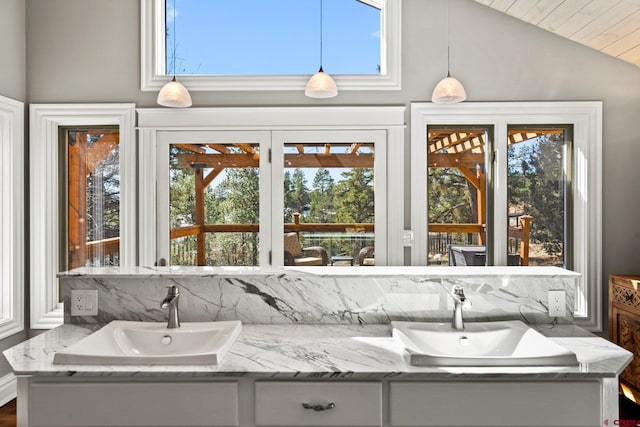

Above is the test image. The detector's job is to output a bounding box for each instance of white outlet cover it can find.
[548,290,566,317]
[70,290,98,316]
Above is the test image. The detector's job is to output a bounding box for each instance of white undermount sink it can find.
[53,320,242,365]
[392,320,578,367]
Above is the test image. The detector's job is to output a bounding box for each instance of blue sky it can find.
[167,0,381,75]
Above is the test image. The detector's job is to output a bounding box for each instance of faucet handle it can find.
[452,285,465,298]
[165,285,179,296]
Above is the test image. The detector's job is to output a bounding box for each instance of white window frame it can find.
[155,130,272,267]
[272,130,388,266]
[30,104,137,329]
[0,95,24,339]
[411,102,603,331]
[140,0,402,92]
[137,106,405,267]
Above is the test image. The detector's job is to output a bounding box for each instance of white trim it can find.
[29,104,136,329]
[137,107,406,129]
[140,0,401,92]
[0,95,24,340]
[138,107,405,267]
[0,373,16,407]
[410,101,603,331]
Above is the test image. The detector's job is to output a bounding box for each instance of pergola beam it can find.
[428,153,485,168]
[176,153,375,169]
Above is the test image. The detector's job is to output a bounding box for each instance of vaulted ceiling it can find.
[473,0,640,67]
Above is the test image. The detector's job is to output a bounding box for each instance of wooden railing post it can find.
[520,215,533,266]
[195,167,206,266]
[292,213,301,233]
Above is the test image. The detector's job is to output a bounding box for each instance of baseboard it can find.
[0,373,16,407]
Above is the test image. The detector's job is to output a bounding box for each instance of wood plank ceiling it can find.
[473,0,640,67]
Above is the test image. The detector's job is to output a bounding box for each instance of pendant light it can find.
[305,0,338,98]
[158,0,192,108]
[432,0,466,104]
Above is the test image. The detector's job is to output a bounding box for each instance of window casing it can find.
[0,95,24,340]
[30,104,136,329]
[140,0,402,92]
[411,102,603,331]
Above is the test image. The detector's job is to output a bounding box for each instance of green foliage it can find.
[285,168,311,222]
[308,168,336,223]
[508,135,565,256]
[169,168,195,228]
[334,168,374,223]
[428,168,473,224]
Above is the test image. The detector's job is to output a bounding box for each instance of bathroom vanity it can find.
[4,323,631,427]
[3,266,632,426]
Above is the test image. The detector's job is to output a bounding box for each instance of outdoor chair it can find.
[358,246,375,266]
[283,232,328,266]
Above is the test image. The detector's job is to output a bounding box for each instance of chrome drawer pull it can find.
[302,402,336,411]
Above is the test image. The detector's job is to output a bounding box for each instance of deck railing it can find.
[80,216,532,266]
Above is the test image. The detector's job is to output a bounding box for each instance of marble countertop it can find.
[3,323,631,379]
[58,265,581,279]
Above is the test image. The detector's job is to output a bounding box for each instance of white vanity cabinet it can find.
[389,381,603,427]
[20,379,240,427]
[17,377,617,427]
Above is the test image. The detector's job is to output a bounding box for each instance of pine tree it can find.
[309,168,335,223]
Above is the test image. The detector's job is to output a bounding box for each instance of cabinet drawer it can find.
[255,381,382,426]
[29,381,238,427]
[390,381,600,427]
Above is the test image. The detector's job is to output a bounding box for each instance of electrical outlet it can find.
[70,290,98,316]
[548,290,566,317]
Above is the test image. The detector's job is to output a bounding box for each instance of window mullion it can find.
[492,121,509,266]
[270,132,285,267]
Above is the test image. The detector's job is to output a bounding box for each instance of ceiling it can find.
[472,0,640,67]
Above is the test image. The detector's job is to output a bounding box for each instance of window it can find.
[411,102,602,331]
[426,125,491,266]
[61,127,122,270]
[30,104,136,329]
[141,0,401,91]
[506,126,573,268]
[157,132,269,267]
[0,95,24,340]
[274,131,385,267]
[138,107,405,268]
[167,0,381,76]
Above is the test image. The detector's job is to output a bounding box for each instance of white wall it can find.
[22,0,640,334]
[0,0,25,101]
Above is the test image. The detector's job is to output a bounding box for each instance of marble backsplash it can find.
[60,266,579,326]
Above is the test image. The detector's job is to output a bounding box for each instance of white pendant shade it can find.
[157,76,193,108]
[305,68,338,98]
[431,75,467,104]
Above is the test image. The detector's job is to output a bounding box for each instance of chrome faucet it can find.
[161,285,180,329]
[451,285,471,330]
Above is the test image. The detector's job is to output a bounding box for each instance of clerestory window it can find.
[141,0,401,91]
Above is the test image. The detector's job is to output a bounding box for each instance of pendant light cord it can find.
[172,0,177,75]
[446,0,450,77]
[319,0,324,69]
